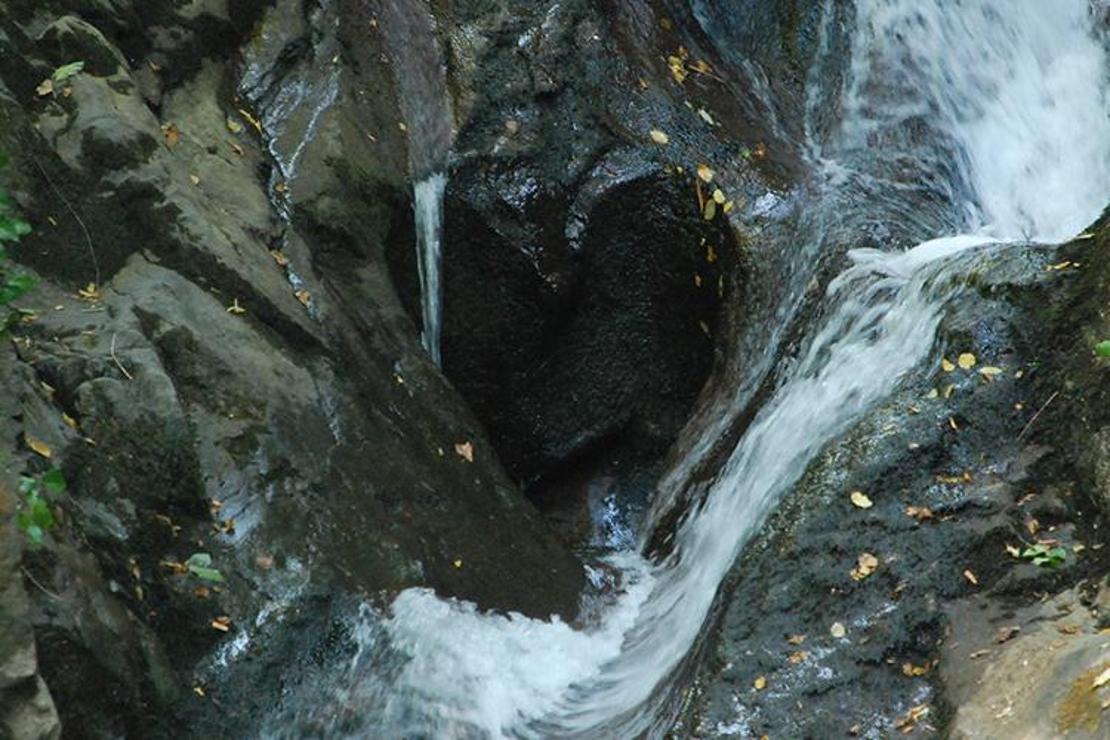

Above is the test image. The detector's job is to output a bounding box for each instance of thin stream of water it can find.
[414,174,447,366]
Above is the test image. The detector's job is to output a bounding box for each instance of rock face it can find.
[943,586,1110,739]
[0,0,764,735]
[675,223,1110,738]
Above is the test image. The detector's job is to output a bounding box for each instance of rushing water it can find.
[293,1,1110,736]
[414,174,447,365]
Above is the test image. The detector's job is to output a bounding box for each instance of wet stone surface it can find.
[676,245,1110,737]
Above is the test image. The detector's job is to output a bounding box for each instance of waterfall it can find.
[297,1,1110,736]
[414,173,447,365]
[376,0,454,365]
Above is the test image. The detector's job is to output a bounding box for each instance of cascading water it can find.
[414,174,447,366]
[294,1,1110,736]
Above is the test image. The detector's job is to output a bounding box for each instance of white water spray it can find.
[349,1,1110,736]
[414,174,447,366]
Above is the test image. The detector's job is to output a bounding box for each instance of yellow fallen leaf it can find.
[753,675,767,690]
[905,506,933,521]
[787,634,806,645]
[238,108,263,134]
[902,662,929,677]
[270,250,289,267]
[850,491,873,509]
[163,123,181,149]
[78,283,101,302]
[963,569,979,586]
[25,435,51,458]
[211,616,231,632]
[1093,666,1110,689]
[830,621,846,638]
[958,353,977,369]
[649,129,669,145]
[226,298,246,315]
[226,117,244,134]
[62,412,78,430]
[979,366,1003,380]
[453,559,463,569]
[851,552,879,581]
[696,164,715,183]
[941,358,955,372]
[703,199,717,220]
[1005,544,1021,557]
[36,78,54,97]
[667,55,688,84]
[455,441,474,462]
[788,650,808,664]
[712,188,726,204]
[294,289,311,307]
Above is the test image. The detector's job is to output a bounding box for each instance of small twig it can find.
[110,332,133,380]
[21,566,63,602]
[25,151,102,287]
[1018,390,1059,440]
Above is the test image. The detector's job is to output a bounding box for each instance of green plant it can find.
[51,61,85,84]
[1021,543,1066,568]
[17,469,65,546]
[1095,340,1110,357]
[0,152,33,334]
[185,552,225,583]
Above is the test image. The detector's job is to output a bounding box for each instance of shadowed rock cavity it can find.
[388,151,739,522]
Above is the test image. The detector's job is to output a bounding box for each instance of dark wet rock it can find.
[674,242,1109,737]
[1044,210,1110,519]
[383,0,769,509]
[390,149,735,494]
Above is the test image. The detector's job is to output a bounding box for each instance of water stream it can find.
[414,174,447,365]
[377,0,455,366]
[298,1,1110,736]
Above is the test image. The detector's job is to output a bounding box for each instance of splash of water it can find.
[414,174,447,366]
[322,1,1110,736]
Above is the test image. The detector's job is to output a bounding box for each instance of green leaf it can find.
[1,274,35,304]
[190,566,225,583]
[41,469,66,495]
[0,218,24,242]
[185,552,224,582]
[28,495,54,530]
[1096,341,1110,357]
[25,523,44,545]
[185,552,212,568]
[18,476,37,494]
[0,151,9,169]
[52,61,85,84]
